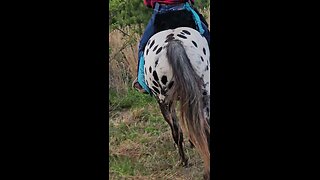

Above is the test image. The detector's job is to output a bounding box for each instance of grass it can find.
[109,89,204,179]
[109,88,156,110]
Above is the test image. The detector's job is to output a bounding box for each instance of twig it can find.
[115,27,130,37]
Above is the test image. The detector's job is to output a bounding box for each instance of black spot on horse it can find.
[161,75,168,85]
[144,68,147,75]
[149,66,152,73]
[153,45,159,52]
[205,65,209,71]
[153,71,159,81]
[168,81,174,89]
[203,91,207,96]
[180,31,185,35]
[152,86,160,94]
[155,59,159,67]
[160,88,166,95]
[182,30,191,35]
[155,47,162,55]
[177,34,187,39]
[146,48,149,55]
[206,107,210,114]
[147,39,151,46]
[203,47,206,55]
[152,80,159,87]
[203,82,209,88]
[192,40,198,47]
[150,40,155,49]
[201,56,204,62]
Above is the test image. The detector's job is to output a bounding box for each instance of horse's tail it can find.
[166,39,210,177]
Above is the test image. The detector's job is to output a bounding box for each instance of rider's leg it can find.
[133,11,158,94]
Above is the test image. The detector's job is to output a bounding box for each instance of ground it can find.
[109,89,204,179]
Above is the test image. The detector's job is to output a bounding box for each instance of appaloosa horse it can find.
[142,9,210,179]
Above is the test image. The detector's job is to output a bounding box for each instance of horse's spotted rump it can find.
[144,27,210,116]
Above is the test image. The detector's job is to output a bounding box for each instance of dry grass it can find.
[109,26,140,94]
[109,103,204,180]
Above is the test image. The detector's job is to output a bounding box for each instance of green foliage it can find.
[109,0,152,30]
[194,0,210,10]
[110,155,136,176]
[109,88,157,110]
[109,0,210,31]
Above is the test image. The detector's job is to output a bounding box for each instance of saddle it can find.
[154,9,197,34]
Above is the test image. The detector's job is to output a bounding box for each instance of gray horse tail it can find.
[166,39,210,176]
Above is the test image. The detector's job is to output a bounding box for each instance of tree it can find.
[109,0,152,33]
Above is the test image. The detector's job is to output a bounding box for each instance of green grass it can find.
[109,88,157,110]
[110,155,136,176]
[109,88,204,179]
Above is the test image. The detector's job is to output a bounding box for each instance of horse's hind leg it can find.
[170,106,189,166]
[158,102,188,166]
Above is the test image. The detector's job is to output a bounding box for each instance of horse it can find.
[142,9,210,179]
